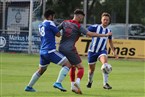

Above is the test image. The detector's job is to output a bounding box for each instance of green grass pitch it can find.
[0,53,144,97]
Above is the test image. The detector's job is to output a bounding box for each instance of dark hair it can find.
[44,9,55,18]
[74,9,85,16]
[101,12,111,24]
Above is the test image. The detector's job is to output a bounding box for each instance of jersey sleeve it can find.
[49,21,59,35]
[57,22,63,31]
[88,25,98,32]
[79,25,88,35]
[108,35,112,39]
[108,29,112,39]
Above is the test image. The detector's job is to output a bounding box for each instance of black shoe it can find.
[103,83,112,90]
[86,81,93,88]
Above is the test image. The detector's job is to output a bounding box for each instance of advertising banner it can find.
[7,7,29,28]
[0,34,40,53]
[56,37,145,59]
[1,35,144,59]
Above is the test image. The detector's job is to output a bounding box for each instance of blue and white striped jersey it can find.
[88,24,112,53]
[39,20,59,54]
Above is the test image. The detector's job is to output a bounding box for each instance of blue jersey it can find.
[39,20,59,53]
[88,24,112,53]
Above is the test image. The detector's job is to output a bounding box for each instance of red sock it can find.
[77,68,84,80]
[70,66,76,82]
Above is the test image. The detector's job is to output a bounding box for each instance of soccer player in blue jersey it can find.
[86,12,118,89]
[25,9,71,92]
[57,9,112,94]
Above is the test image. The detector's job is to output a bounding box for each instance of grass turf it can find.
[0,53,144,97]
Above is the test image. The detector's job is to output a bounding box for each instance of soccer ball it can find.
[101,64,112,74]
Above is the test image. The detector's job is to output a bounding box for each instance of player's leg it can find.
[25,66,47,92]
[25,54,49,92]
[70,51,84,94]
[99,54,112,89]
[74,63,84,94]
[86,64,95,88]
[68,53,83,94]
[70,65,76,90]
[51,51,71,92]
[59,49,83,94]
[86,52,98,88]
[75,63,84,85]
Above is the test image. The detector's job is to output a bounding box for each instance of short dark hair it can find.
[44,9,55,18]
[74,9,85,16]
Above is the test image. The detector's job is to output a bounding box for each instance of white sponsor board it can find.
[7,7,29,28]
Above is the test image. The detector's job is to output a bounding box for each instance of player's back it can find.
[39,20,59,53]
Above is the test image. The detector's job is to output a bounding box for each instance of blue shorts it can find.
[88,50,107,64]
[40,50,66,67]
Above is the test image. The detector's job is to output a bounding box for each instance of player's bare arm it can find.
[86,32,112,37]
[108,39,118,59]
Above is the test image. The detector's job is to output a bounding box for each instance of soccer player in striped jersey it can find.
[25,9,71,92]
[86,12,118,89]
[57,9,112,94]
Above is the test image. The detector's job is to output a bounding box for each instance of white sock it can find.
[56,66,69,83]
[102,72,108,85]
[27,72,41,87]
[75,78,80,85]
[88,72,94,83]
[71,82,75,90]
[71,82,75,87]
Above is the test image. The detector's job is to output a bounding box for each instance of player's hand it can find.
[106,32,112,36]
[114,53,119,59]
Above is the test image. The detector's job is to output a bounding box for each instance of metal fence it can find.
[0,0,46,54]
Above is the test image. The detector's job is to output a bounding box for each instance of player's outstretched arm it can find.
[87,32,112,37]
[109,39,119,59]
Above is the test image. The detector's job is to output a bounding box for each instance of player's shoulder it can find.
[63,20,70,22]
[60,20,71,26]
[63,20,72,24]
[88,24,99,31]
[89,24,99,27]
[43,20,56,27]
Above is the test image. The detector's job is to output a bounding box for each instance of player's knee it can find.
[89,65,95,72]
[90,69,95,73]
[38,67,47,75]
[63,61,71,68]
[76,63,84,69]
[60,58,71,68]
[70,66,76,70]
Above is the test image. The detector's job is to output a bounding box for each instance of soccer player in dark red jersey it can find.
[57,9,112,94]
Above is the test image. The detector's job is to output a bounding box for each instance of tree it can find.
[129,0,145,24]
[45,0,145,25]
[46,0,83,19]
[104,0,145,24]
